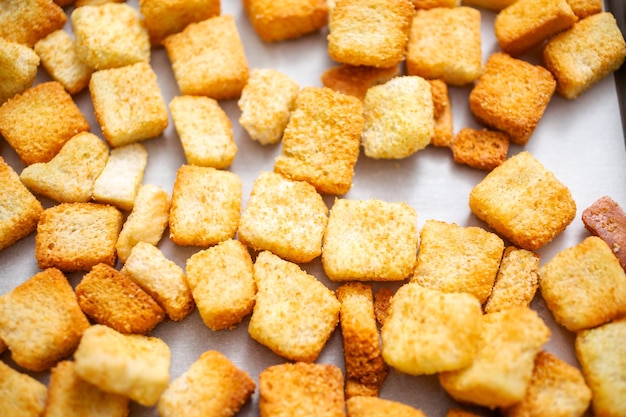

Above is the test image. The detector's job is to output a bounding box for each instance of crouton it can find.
[321,65,399,101]
[347,396,426,417]
[0,38,39,105]
[0,0,66,47]
[451,127,510,171]
[429,79,454,147]
[243,0,328,42]
[0,360,47,417]
[582,195,626,271]
[566,0,602,19]
[461,0,517,10]
[373,287,394,326]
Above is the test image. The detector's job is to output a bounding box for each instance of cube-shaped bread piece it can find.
[90,62,169,147]
[451,127,510,171]
[439,307,551,409]
[185,239,255,330]
[347,396,426,417]
[406,7,482,86]
[243,0,328,42]
[539,236,626,332]
[501,351,592,417]
[412,0,459,6]
[412,220,504,304]
[362,76,434,159]
[238,68,300,145]
[543,12,626,99]
[495,0,578,56]
[36,203,123,272]
[566,0,602,19]
[168,165,242,247]
[321,64,400,101]
[122,242,194,322]
[0,81,90,165]
[238,172,329,264]
[582,195,626,271]
[0,38,39,105]
[469,53,555,145]
[33,30,93,95]
[249,251,340,362]
[70,3,150,70]
[20,132,110,203]
[575,318,626,417]
[381,283,483,375]
[0,157,43,251]
[45,360,130,417]
[74,324,171,407]
[469,151,576,250]
[164,15,249,99]
[0,268,90,372]
[0,360,47,417]
[158,350,255,417]
[373,287,393,326]
[323,198,418,282]
[430,79,454,147]
[259,362,345,416]
[0,0,66,47]
[328,0,414,68]
[169,95,237,169]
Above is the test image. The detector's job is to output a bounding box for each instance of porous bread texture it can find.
[461,0,516,10]
[243,0,328,42]
[0,360,47,417]
[373,287,393,326]
[0,0,66,47]
[566,0,602,19]
[429,79,454,147]
[582,195,626,271]
[321,64,399,101]
[347,396,426,417]
[451,127,510,171]
[0,38,39,105]
[412,0,459,7]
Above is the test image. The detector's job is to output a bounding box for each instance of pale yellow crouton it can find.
[347,396,426,417]
[0,360,47,417]
[321,64,400,101]
[0,0,66,47]
[243,0,328,42]
[429,79,454,147]
[0,38,39,105]
[461,0,517,11]
[566,0,602,19]
[451,127,510,171]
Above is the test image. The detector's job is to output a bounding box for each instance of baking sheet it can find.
[1,1,626,416]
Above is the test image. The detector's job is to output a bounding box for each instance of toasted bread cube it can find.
[469,151,576,250]
[158,350,255,417]
[469,53,556,145]
[323,199,418,282]
[429,79,454,147]
[451,127,510,171]
[0,0,66,47]
[0,157,43,251]
[539,236,626,332]
[238,68,300,145]
[90,62,169,147]
[0,38,39,105]
[347,396,426,417]
[74,324,171,407]
[373,287,393,326]
[328,0,414,68]
[0,81,90,165]
[243,0,328,42]
[169,95,237,169]
[543,12,626,99]
[439,307,551,409]
[461,0,516,10]
[446,409,483,417]
[121,242,194,322]
[0,268,90,372]
[575,318,626,417]
[566,0,602,19]
[582,195,626,271]
[362,76,434,159]
[45,360,130,417]
[406,7,482,86]
[239,172,328,263]
[501,351,592,417]
[321,64,400,101]
[259,362,345,416]
[75,0,126,6]
[249,251,340,362]
[164,15,249,99]
[20,132,109,203]
[0,360,47,417]
[169,165,242,247]
[412,0,459,6]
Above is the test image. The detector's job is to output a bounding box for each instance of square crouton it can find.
[582,195,626,271]
[249,251,340,362]
[336,282,388,398]
[168,165,242,247]
[89,62,169,147]
[362,76,434,159]
[121,242,194,322]
[439,307,551,409]
[451,127,510,171]
[347,396,426,417]
[158,350,255,417]
[185,239,256,330]
[412,0,459,6]
[164,15,249,99]
[469,151,576,250]
[406,7,482,86]
[33,30,93,95]
[429,79,454,147]
[543,12,626,99]
[0,360,47,417]
[320,64,400,101]
[412,220,504,304]
[323,198,418,281]
[238,68,300,145]
[243,0,328,42]
[575,318,626,417]
[259,362,345,416]
[539,236,626,332]
[274,87,363,194]
[495,0,578,56]
[169,95,237,169]
[328,0,414,68]
[501,351,592,417]
[0,0,66,47]
[381,283,483,375]
[45,361,129,417]
[469,53,556,145]
[238,171,328,264]
[74,324,171,407]
[20,132,109,203]
[92,143,148,211]
[70,3,150,70]
[0,81,90,165]
[0,38,39,105]
[566,0,602,19]
[0,268,90,372]
[0,156,43,251]
[36,203,123,272]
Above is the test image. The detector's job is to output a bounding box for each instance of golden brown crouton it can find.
[451,127,510,171]
[321,64,400,101]
[566,0,602,19]
[0,0,66,47]
[446,409,484,417]
[582,195,626,271]
[243,0,328,42]
[347,396,426,417]
[0,360,47,417]
[0,38,39,105]
[373,287,394,326]
[429,79,454,147]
